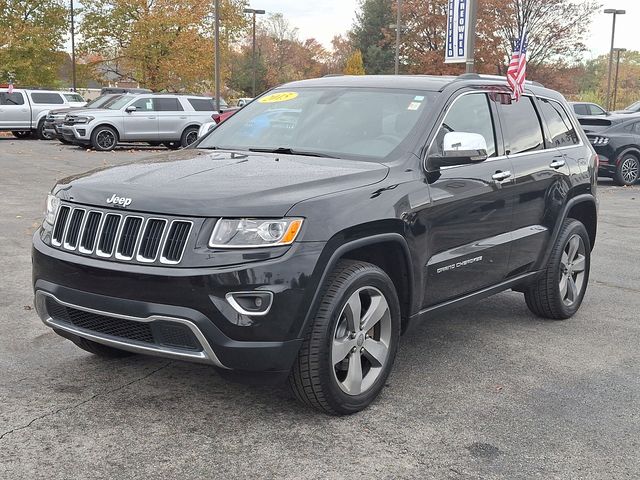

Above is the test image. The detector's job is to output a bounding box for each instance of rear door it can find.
[0,91,30,129]
[122,97,158,141]
[499,95,573,275]
[155,97,186,141]
[421,91,516,307]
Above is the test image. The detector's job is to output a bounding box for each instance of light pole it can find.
[214,0,221,112]
[465,0,478,73]
[612,47,626,111]
[70,0,76,91]
[243,7,265,97]
[394,0,401,75]
[604,8,625,110]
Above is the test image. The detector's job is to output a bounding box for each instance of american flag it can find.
[7,81,13,94]
[507,26,528,101]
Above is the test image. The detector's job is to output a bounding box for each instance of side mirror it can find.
[429,132,488,169]
[125,105,137,113]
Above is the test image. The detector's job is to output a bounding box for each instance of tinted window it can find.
[588,104,606,115]
[130,98,155,111]
[429,93,496,158]
[188,98,216,111]
[154,98,183,111]
[538,98,579,147]
[0,92,24,105]
[30,92,64,104]
[499,97,544,155]
[573,104,588,115]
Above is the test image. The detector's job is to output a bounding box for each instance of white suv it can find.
[59,94,218,151]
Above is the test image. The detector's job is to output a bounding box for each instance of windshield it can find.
[197,87,434,160]
[64,93,85,103]
[86,94,121,108]
[106,95,136,110]
[626,101,640,111]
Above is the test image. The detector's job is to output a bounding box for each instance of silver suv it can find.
[59,93,218,151]
[0,89,86,139]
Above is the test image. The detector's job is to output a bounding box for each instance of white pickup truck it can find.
[0,89,86,139]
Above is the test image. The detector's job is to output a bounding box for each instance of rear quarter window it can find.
[30,92,64,104]
[538,98,580,147]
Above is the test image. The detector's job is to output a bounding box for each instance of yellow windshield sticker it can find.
[259,92,299,103]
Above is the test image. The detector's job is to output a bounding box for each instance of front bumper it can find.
[59,125,91,144]
[33,234,326,376]
[43,120,65,139]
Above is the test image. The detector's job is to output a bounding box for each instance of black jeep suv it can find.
[33,75,598,414]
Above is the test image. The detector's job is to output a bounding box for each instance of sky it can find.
[254,0,639,56]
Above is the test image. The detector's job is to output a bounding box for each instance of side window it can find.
[188,98,216,111]
[154,98,183,112]
[573,104,588,115]
[130,98,155,111]
[0,92,24,105]
[499,96,544,155]
[588,104,606,116]
[538,98,580,147]
[429,93,497,158]
[30,92,64,104]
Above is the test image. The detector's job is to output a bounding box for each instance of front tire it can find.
[525,219,591,320]
[37,119,53,140]
[614,154,639,186]
[289,260,400,415]
[91,126,118,151]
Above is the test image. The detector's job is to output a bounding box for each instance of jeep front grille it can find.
[51,204,194,265]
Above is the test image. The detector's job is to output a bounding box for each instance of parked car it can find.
[33,74,597,414]
[236,97,253,107]
[579,115,640,185]
[611,100,640,115]
[59,93,218,151]
[0,89,86,139]
[43,94,123,143]
[100,87,153,95]
[570,101,608,118]
[196,108,241,138]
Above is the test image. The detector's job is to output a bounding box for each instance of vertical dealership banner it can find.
[445,0,470,64]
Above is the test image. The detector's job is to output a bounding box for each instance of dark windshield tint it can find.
[198,87,434,160]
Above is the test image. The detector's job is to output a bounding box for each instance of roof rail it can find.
[456,73,544,87]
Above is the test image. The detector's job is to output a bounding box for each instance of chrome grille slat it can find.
[50,204,192,265]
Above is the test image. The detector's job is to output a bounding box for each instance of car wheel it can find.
[91,126,118,151]
[71,336,136,358]
[614,154,640,186]
[289,260,400,415]
[163,141,181,150]
[180,126,199,148]
[11,130,32,139]
[37,119,53,140]
[524,219,590,320]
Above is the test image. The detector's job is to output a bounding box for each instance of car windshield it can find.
[86,94,122,108]
[64,93,85,102]
[105,95,137,110]
[197,87,434,160]
[626,101,640,111]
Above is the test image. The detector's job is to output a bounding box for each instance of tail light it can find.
[589,136,609,146]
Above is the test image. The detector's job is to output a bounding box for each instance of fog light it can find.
[225,291,273,316]
[77,129,86,136]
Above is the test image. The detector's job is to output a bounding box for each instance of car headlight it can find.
[44,193,60,226]
[75,116,94,124]
[209,218,303,248]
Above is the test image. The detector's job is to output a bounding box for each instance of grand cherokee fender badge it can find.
[106,194,132,207]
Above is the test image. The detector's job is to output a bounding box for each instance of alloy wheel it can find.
[621,156,639,184]
[331,286,392,396]
[96,130,116,150]
[559,234,586,307]
[185,130,198,146]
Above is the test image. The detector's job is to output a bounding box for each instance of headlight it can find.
[44,194,60,226]
[209,218,303,248]
[75,116,94,124]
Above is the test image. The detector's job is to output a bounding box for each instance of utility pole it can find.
[394,0,402,75]
[214,0,221,112]
[604,9,625,110]
[70,0,76,91]
[612,47,626,111]
[465,0,478,73]
[244,8,265,97]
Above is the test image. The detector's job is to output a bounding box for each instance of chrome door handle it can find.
[550,159,566,169]
[179,116,187,119]
[492,171,512,181]
[148,116,156,119]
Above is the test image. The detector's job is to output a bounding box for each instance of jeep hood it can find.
[54,149,389,217]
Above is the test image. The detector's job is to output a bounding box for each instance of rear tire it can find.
[180,126,199,148]
[72,337,135,358]
[614,154,639,186]
[11,130,32,139]
[524,219,591,320]
[288,260,400,415]
[91,126,118,151]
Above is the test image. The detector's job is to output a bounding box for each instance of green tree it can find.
[344,50,365,75]
[0,0,68,87]
[350,0,395,74]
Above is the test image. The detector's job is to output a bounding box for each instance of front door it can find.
[421,92,516,307]
[122,97,158,141]
[0,92,30,129]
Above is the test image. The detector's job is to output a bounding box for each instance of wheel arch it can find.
[91,122,121,141]
[615,146,640,164]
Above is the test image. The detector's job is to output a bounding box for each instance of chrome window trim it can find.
[114,215,145,261]
[95,213,123,258]
[34,291,227,369]
[136,217,168,263]
[62,208,87,251]
[78,211,104,255]
[159,220,194,265]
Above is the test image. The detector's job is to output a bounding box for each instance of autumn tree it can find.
[0,0,68,86]
[326,35,354,74]
[79,0,247,92]
[350,0,395,74]
[344,50,365,75]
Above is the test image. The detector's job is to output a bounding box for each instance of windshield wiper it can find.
[248,147,338,159]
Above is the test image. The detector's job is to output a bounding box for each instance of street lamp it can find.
[70,0,76,92]
[244,7,266,97]
[604,8,625,110]
[612,47,626,110]
[214,0,221,112]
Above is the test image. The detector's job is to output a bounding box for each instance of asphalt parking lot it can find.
[1,138,638,479]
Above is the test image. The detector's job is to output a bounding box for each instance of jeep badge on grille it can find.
[106,194,132,207]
